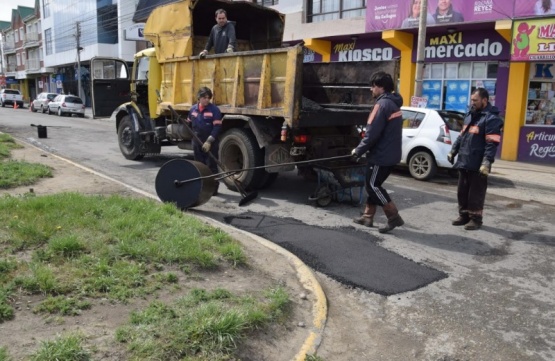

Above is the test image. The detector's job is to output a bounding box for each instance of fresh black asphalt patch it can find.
[224,213,447,296]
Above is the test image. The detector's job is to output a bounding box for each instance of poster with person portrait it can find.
[515,0,555,17]
[366,0,513,31]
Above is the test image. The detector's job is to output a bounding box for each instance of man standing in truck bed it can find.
[351,71,405,234]
[199,9,237,57]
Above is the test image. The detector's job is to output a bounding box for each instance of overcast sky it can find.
[0,0,36,23]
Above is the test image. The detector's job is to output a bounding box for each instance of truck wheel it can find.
[219,128,264,191]
[118,115,144,160]
[408,150,437,181]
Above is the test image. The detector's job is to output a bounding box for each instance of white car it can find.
[47,94,85,117]
[31,92,58,113]
[400,106,465,180]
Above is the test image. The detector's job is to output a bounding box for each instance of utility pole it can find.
[76,21,82,100]
[414,0,428,97]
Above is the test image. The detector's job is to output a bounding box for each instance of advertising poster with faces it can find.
[366,0,514,31]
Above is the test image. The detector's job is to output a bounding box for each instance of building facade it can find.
[0,2,52,102]
[270,0,555,166]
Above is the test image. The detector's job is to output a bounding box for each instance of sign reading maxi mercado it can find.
[412,29,509,63]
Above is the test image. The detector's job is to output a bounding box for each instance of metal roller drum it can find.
[155,159,217,209]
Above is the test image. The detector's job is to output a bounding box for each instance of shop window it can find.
[423,64,431,79]
[472,62,487,78]
[431,63,443,78]
[526,81,555,125]
[445,63,457,79]
[487,63,498,79]
[458,63,471,78]
[422,61,498,112]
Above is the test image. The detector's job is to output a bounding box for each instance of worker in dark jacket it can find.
[447,88,503,230]
[199,9,237,57]
[187,87,222,193]
[351,71,405,234]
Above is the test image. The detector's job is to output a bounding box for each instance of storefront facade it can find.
[510,18,555,165]
[299,0,553,165]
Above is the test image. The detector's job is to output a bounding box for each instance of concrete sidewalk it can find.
[490,159,554,191]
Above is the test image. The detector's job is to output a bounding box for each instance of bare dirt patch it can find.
[1,145,315,361]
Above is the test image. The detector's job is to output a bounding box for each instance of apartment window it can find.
[45,29,53,55]
[307,0,366,22]
[256,0,278,5]
[15,31,19,43]
[43,0,50,18]
[39,46,44,61]
[19,27,24,42]
[16,53,21,66]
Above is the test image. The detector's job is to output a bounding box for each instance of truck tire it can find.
[408,150,437,181]
[118,115,144,160]
[219,128,264,191]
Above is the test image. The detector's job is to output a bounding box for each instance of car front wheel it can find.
[408,150,437,181]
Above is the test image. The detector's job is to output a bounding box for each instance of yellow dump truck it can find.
[92,0,398,191]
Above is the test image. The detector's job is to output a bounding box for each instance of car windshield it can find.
[3,89,19,94]
[47,94,58,100]
[438,111,465,132]
[65,96,83,104]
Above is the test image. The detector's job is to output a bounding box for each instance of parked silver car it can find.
[400,106,465,180]
[47,94,85,117]
[31,92,59,113]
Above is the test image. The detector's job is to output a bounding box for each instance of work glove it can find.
[226,46,234,53]
[202,136,215,153]
[199,50,208,58]
[351,148,360,160]
[479,159,491,177]
[447,152,455,165]
[202,142,212,153]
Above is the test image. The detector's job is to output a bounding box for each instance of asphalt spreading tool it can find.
[155,116,354,209]
[30,124,71,139]
[156,106,259,208]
